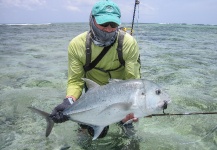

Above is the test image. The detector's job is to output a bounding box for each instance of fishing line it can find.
[180,124,217,145]
[146,111,217,145]
[134,0,140,40]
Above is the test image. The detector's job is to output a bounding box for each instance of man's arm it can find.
[67,40,86,100]
[123,35,141,80]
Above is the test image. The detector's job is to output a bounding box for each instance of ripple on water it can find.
[0,23,216,149]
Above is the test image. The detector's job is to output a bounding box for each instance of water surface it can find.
[0,23,217,150]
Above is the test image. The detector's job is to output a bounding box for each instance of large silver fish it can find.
[29,78,171,140]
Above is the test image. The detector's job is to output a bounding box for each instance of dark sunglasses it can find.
[99,22,118,28]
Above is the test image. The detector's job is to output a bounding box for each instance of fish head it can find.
[138,80,171,115]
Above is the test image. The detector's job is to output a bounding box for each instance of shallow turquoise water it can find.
[0,23,217,150]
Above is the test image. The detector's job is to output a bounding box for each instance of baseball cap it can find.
[91,0,121,25]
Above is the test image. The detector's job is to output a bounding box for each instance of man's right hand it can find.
[49,98,74,123]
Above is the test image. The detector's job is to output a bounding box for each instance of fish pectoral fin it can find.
[90,126,106,140]
[100,102,133,115]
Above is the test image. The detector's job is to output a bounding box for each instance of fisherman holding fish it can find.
[50,0,141,138]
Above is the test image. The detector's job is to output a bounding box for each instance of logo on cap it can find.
[105,5,113,12]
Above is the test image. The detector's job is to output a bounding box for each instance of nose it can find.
[102,25,115,32]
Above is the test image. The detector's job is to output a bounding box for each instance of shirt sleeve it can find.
[66,38,85,99]
[123,34,141,79]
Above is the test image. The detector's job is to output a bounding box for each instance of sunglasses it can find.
[99,22,118,28]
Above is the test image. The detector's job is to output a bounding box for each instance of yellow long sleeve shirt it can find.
[67,31,141,99]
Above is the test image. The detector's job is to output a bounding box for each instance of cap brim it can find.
[95,14,121,25]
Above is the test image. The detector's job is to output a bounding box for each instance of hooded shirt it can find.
[66,31,141,99]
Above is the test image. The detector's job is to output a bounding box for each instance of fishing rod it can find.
[130,0,140,35]
[146,112,217,118]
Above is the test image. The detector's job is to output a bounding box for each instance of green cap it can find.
[91,0,121,25]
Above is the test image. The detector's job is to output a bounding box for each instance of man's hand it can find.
[121,113,138,124]
[49,98,74,123]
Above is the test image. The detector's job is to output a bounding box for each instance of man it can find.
[50,0,141,138]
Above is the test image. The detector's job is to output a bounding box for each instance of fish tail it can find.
[28,107,54,137]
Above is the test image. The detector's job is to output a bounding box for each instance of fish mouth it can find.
[157,100,171,110]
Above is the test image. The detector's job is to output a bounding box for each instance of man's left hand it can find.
[49,98,74,123]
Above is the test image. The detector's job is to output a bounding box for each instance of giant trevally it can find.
[29,78,171,140]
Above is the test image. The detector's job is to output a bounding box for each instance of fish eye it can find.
[155,89,161,95]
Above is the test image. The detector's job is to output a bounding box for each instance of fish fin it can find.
[108,79,123,84]
[28,107,54,137]
[45,116,54,137]
[91,126,105,140]
[81,78,100,90]
[99,102,133,115]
